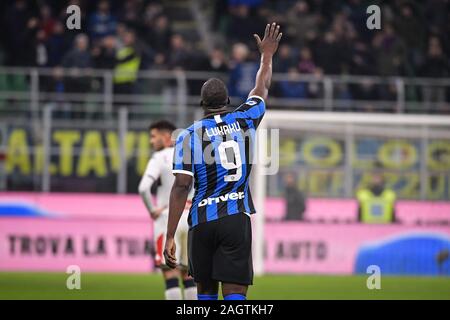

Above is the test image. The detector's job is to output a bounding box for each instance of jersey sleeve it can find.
[235,95,266,128]
[138,155,162,212]
[143,153,163,181]
[172,129,194,177]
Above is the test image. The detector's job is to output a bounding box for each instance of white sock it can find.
[184,286,197,300]
[165,287,182,300]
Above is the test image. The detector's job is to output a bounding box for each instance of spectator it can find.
[92,35,117,69]
[307,67,324,99]
[119,0,142,30]
[62,34,92,69]
[420,37,450,78]
[228,42,258,100]
[62,34,92,93]
[283,172,306,221]
[195,47,229,73]
[141,1,164,26]
[279,67,307,98]
[168,34,190,70]
[47,21,71,67]
[345,0,369,42]
[419,37,450,112]
[298,47,316,74]
[39,5,56,39]
[113,29,141,97]
[425,0,448,37]
[314,31,346,75]
[187,47,229,96]
[286,1,319,47]
[273,44,295,73]
[372,23,407,76]
[227,4,261,44]
[34,29,49,67]
[394,3,425,68]
[329,12,354,42]
[145,14,172,57]
[348,40,375,75]
[88,0,117,41]
[3,0,33,66]
[208,48,229,73]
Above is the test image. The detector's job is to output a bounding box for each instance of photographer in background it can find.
[283,172,306,221]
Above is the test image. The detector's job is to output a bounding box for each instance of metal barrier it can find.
[0,67,450,120]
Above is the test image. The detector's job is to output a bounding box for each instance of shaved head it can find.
[200,78,229,109]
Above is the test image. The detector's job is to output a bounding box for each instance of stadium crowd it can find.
[0,0,449,110]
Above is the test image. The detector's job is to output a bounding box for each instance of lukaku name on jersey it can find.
[205,121,241,137]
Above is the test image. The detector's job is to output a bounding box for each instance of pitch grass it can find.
[0,273,449,300]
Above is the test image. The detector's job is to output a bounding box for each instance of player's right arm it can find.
[138,155,165,220]
[164,129,194,269]
[248,22,282,101]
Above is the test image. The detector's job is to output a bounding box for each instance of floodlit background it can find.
[0,0,449,299]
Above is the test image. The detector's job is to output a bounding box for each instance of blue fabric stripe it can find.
[198,294,218,300]
[243,181,251,213]
[224,294,246,300]
[190,121,206,227]
[206,114,227,220]
[236,97,265,119]
[206,135,221,222]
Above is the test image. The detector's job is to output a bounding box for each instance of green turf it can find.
[0,273,449,300]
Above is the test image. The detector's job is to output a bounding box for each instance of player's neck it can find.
[203,107,228,118]
[161,144,174,150]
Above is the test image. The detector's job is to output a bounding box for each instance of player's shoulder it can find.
[161,146,174,157]
[179,119,211,137]
[178,123,196,136]
[174,124,194,143]
[246,95,265,105]
[234,95,265,112]
[150,149,163,162]
[151,147,173,161]
[150,148,174,168]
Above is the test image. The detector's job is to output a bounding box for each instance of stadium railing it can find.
[0,67,449,120]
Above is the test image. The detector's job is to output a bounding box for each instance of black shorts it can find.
[188,212,253,286]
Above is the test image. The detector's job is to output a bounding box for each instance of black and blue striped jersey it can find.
[173,95,265,228]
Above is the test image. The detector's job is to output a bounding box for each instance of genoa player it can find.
[138,120,197,300]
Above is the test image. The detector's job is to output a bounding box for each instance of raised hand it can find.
[253,22,282,57]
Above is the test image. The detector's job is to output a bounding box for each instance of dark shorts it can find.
[188,213,253,286]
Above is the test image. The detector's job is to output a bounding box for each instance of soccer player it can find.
[163,23,282,300]
[138,120,197,300]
